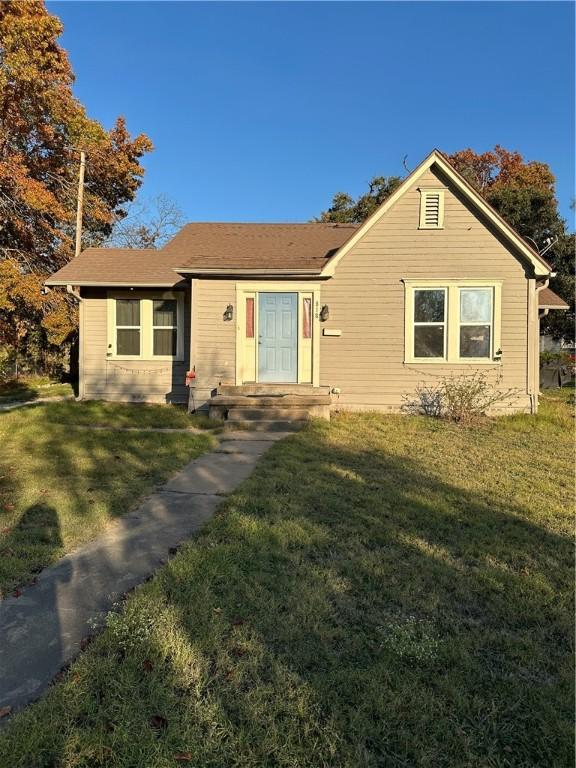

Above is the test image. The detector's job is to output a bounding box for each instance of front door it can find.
[258,292,298,383]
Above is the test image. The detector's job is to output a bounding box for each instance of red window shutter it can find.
[303,298,312,339]
[246,298,254,338]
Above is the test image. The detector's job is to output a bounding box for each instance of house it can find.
[45,150,568,422]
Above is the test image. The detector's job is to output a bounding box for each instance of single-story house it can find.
[45,150,568,422]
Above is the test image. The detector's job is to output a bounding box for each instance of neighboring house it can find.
[45,150,567,420]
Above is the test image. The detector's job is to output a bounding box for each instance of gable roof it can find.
[168,223,358,274]
[44,248,187,287]
[539,287,570,310]
[44,150,554,287]
[321,149,553,277]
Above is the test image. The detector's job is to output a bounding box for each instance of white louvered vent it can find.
[424,193,440,226]
[419,189,444,229]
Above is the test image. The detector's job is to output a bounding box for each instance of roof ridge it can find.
[177,222,359,227]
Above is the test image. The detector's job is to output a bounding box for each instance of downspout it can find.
[66,284,82,302]
[66,284,84,400]
[531,277,551,413]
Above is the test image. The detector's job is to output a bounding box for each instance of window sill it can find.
[108,356,184,363]
[404,358,501,365]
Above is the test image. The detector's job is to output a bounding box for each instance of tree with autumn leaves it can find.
[319,146,574,341]
[0,0,153,374]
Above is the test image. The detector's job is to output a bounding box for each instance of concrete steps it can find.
[218,384,330,397]
[224,420,307,433]
[226,407,312,421]
[209,385,331,426]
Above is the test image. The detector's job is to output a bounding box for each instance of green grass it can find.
[0,403,216,595]
[1,393,573,767]
[33,399,220,430]
[0,375,74,404]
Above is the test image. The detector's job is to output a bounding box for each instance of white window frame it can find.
[412,287,447,361]
[403,280,502,365]
[107,291,185,361]
[418,188,445,229]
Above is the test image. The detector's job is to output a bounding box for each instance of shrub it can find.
[540,351,572,367]
[403,372,519,423]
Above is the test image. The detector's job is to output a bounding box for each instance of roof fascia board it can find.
[44,280,183,288]
[321,150,551,278]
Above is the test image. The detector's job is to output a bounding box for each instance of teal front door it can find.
[258,292,298,383]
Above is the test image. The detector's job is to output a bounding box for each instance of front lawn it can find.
[24,399,218,430]
[0,402,216,596]
[1,392,573,767]
[0,375,74,404]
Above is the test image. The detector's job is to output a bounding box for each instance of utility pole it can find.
[75,150,86,257]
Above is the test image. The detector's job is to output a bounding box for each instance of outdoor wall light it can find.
[319,304,330,322]
[223,304,234,322]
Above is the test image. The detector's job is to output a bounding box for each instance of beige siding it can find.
[189,278,236,407]
[319,167,532,412]
[81,287,190,404]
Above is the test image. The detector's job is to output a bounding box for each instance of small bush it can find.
[403,372,519,423]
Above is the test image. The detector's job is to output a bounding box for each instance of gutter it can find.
[44,281,183,288]
[173,268,324,277]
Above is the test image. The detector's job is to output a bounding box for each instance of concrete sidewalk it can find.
[0,431,289,719]
[0,395,74,412]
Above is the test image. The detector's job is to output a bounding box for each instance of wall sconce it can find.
[319,304,330,322]
[223,304,234,322]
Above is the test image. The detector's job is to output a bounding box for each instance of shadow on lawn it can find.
[0,503,64,592]
[154,439,571,766]
[7,427,568,767]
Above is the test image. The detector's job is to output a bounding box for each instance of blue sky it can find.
[51,1,575,225]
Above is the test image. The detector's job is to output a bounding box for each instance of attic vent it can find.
[419,189,444,229]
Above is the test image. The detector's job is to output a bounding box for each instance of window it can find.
[109,293,184,359]
[153,299,178,356]
[404,281,501,364]
[115,299,141,356]
[419,189,444,229]
[459,288,492,359]
[413,289,446,358]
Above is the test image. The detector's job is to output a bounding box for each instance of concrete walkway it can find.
[0,395,74,412]
[0,431,289,719]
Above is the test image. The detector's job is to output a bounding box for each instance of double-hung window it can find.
[459,288,492,359]
[153,299,178,356]
[404,281,501,364]
[413,289,446,358]
[108,292,184,359]
[115,299,141,357]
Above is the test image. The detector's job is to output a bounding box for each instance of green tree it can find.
[316,175,402,223]
[0,0,153,373]
[448,147,574,341]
